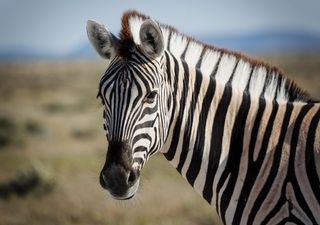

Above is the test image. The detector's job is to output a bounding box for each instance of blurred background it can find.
[0,1,319,225]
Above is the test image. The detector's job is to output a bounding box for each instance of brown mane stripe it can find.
[120,10,312,102]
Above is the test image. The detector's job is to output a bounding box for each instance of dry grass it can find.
[0,53,319,225]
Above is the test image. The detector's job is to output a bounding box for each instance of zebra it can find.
[86,10,320,225]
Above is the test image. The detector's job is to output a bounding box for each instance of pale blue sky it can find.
[0,0,319,54]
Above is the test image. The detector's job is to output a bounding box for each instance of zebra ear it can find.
[139,19,164,58]
[86,20,119,60]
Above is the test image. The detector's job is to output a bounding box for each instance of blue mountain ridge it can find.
[199,30,320,53]
[1,30,320,60]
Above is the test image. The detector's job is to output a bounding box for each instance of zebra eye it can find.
[143,91,157,104]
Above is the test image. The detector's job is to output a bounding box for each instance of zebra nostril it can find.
[127,171,137,185]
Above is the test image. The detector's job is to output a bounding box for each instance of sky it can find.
[0,0,319,55]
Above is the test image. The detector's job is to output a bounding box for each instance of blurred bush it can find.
[0,167,55,199]
[71,127,96,140]
[43,102,69,113]
[25,119,46,137]
[0,116,20,148]
[0,116,46,149]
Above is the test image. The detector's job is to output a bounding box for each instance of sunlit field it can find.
[0,53,319,225]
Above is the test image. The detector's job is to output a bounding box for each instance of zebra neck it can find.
[161,54,252,202]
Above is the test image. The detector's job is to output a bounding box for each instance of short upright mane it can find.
[120,10,312,102]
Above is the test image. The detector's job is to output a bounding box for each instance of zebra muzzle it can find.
[100,140,140,199]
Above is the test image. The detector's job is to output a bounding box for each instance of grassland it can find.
[0,53,319,225]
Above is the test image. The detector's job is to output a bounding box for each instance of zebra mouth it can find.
[109,178,140,200]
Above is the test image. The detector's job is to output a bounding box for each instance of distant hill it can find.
[200,30,320,53]
[1,30,320,60]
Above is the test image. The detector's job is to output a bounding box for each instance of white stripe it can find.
[215,54,237,86]
[231,60,251,92]
[276,80,288,102]
[169,32,188,58]
[200,50,220,77]
[184,42,203,66]
[249,66,267,97]
[264,71,278,101]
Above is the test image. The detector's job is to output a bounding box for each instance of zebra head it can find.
[87,19,172,199]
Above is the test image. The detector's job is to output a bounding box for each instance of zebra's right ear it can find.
[86,20,119,60]
[139,19,164,58]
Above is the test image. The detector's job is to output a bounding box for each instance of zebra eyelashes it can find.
[143,91,158,104]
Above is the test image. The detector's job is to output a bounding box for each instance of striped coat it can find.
[87,10,320,224]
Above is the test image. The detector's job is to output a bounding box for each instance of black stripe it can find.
[167,32,172,52]
[181,42,190,59]
[131,51,159,85]
[218,91,251,224]
[164,59,189,161]
[305,108,320,206]
[202,84,233,204]
[134,120,157,131]
[100,61,123,91]
[260,68,270,95]
[195,48,206,68]
[126,106,143,138]
[186,75,216,185]
[275,76,284,101]
[176,66,203,173]
[164,52,172,85]
[130,63,154,91]
[139,103,158,118]
[243,100,279,224]
[248,102,293,224]
[110,81,118,138]
[244,65,254,93]
[149,127,159,156]
[261,103,314,224]
[232,97,266,223]
[200,51,222,203]
[121,79,133,139]
[101,67,122,97]
[210,53,222,78]
[115,74,126,138]
[133,146,148,153]
[286,103,317,225]
[168,55,180,129]
[227,59,239,83]
[277,214,306,225]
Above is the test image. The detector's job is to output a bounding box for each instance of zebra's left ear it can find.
[139,19,164,58]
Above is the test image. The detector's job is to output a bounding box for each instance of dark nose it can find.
[99,141,139,197]
[100,165,138,195]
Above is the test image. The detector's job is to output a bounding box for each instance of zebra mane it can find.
[120,10,311,102]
